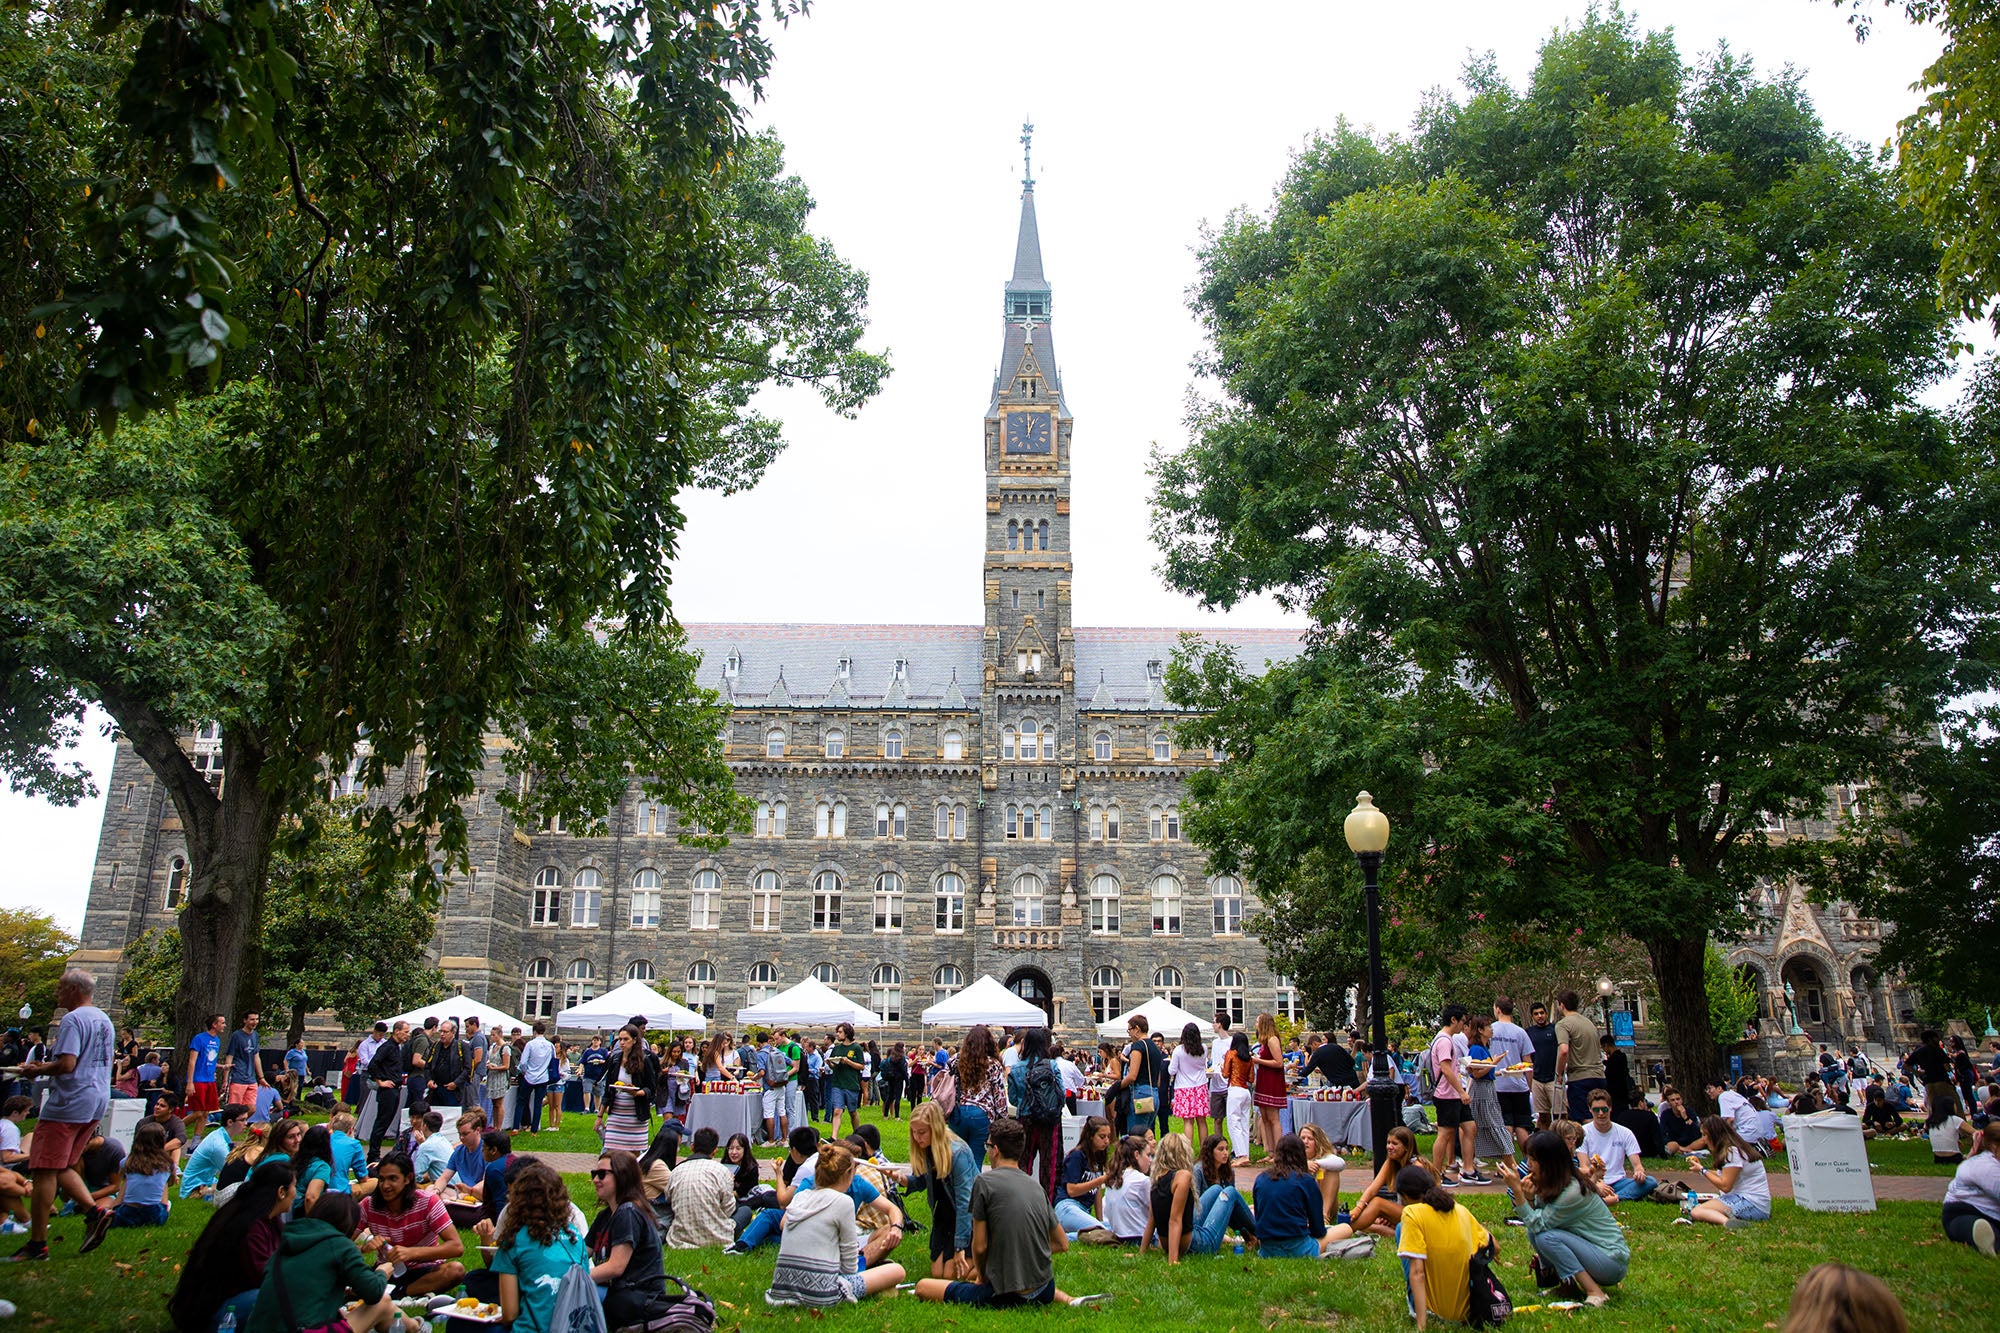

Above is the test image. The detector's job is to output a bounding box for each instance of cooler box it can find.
[1781,1111,1875,1212]
[104,1097,145,1148]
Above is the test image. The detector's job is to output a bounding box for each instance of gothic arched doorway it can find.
[1006,966,1054,1025]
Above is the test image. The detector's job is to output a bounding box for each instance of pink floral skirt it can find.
[1173,1085,1210,1120]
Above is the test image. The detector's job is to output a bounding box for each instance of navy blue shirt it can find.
[1250,1172,1326,1242]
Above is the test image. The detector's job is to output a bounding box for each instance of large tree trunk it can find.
[289,997,310,1051]
[1646,930,1721,1116]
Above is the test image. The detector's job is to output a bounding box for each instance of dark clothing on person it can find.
[363,1036,404,1160]
[1304,1042,1358,1089]
[1658,1105,1703,1150]
[1613,1106,1665,1158]
[1526,1024,1559,1083]
[1605,1048,1632,1108]
[587,1201,673,1329]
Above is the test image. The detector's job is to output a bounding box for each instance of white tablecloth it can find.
[686,1091,762,1144]
[1289,1097,1372,1148]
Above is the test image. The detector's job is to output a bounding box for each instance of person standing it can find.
[464,1017,491,1121]
[825,1023,866,1142]
[8,970,116,1262]
[184,1014,226,1120]
[780,1029,807,1134]
[1009,1028,1067,1202]
[218,1012,267,1110]
[1525,1001,1560,1130]
[404,1017,436,1110]
[1303,1031,1359,1088]
[1427,1005,1481,1185]
[1909,1031,1959,1118]
[487,1029,516,1127]
[515,1022,556,1133]
[284,1038,310,1089]
[881,1042,909,1120]
[1554,991,1606,1122]
[581,1034,610,1114]
[1490,999,1535,1153]
[1248,1013,1289,1155]
[361,1021,408,1162]
[1208,1011,1234,1128]
[1604,1035,1632,1110]
[427,1020,471,1110]
[756,1029,790,1145]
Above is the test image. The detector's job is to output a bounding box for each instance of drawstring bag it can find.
[551,1261,608,1333]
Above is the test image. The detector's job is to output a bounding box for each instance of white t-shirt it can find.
[1170,1049,1210,1091]
[1944,1151,2000,1214]
[0,1120,19,1155]
[1717,1089,1760,1139]
[1723,1147,1770,1211]
[1208,1033,1232,1091]
[1054,1056,1086,1095]
[1102,1169,1152,1240]
[1582,1122,1643,1185]
[1000,1046,1020,1070]
[1930,1115,1968,1155]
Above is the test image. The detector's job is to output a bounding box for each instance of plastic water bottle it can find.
[217,1311,236,1333]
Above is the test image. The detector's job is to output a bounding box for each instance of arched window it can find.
[1091,967,1123,1024]
[1006,804,1020,839]
[1165,806,1181,840]
[1149,807,1164,841]
[1212,876,1243,935]
[1037,804,1053,840]
[812,871,843,931]
[1094,731,1112,761]
[1021,718,1039,761]
[824,729,845,759]
[871,964,903,1023]
[1002,726,1017,760]
[1152,874,1183,935]
[751,870,781,932]
[523,958,555,1018]
[687,960,717,1015]
[1275,976,1301,1023]
[1012,872,1045,926]
[1089,873,1121,935]
[766,728,786,758]
[884,728,903,760]
[814,800,847,838]
[1214,967,1245,1027]
[1104,804,1120,841]
[629,868,661,928]
[934,964,965,1000]
[741,962,773,1008]
[1088,806,1102,840]
[690,869,721,930]
[1037,519,1049,550]
[935,873,966,933]
[627,959,656,983]
[532,867,563,926]
[1007,519,1020,550]
[1152,733,1171,762]
[165,856,189,910]
[1153,965,1183,1008]
[873,872,905,933]
[755,800,788,837]
[873,803,905,838]
[935,803,951,839]
[943,729,964,761]
[811,962,839,986]
[565,959,596,1008]
[571,867,602,927]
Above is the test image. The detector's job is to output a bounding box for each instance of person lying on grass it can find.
[913,1117,1105,1307]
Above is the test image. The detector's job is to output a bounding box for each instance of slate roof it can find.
[681,623,1306,711]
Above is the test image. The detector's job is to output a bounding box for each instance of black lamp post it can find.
[1344,791,1396,1172]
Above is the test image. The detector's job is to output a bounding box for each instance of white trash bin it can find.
[1781,1111,1875,1212]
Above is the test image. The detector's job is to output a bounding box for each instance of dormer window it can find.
[1146,659,1164,681]
[724,653,740,680]
[1016,648,1042,674]
[893,657,908,681]
[836,656,852,680]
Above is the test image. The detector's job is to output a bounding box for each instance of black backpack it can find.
[1021,1057,1064,1121]
[1468,1237,1512,1327]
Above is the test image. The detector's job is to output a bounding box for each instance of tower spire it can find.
[1020,116,1035,190]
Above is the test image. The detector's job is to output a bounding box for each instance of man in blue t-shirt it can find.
[184,1014,226,1118]
[219,1013,267,1109]
[179,1104,251,1197]
[580,1037,611,1113]
[731,1130,905,1263]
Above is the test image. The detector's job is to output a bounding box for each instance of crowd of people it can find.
[4,971,1999,1331]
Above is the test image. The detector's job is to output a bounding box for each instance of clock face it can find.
[1005,411,1053,454]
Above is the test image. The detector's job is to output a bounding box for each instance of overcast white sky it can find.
[1,1,1954,932]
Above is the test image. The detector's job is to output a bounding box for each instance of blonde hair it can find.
[1780,1263,1908,1333]
[907,1101,963,1181]
[815,1142,855,1194]
[1150,1131,1193,1182]
[1299,1122,1336,1163]
[329,1111,357,1134]
[1551,1118,1583,1148]
[1255,1013,1278,1041]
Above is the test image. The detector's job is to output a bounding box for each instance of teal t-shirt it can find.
[294,1158,334,1212]
[492,1223,589,1333]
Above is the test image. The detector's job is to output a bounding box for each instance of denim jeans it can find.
[109,1201,170,1228]
[947,1104,992,1172]
[1190,1184,1257,1254]
[1530,1228,1627,1286]
[513,1081,547,1131]
[1125,1086,1158,1137]
[1609,1176,1656,1202]
[1054,1197,1101,1237]
[1258,1235,1319,1258]
[738,1206,784,1250]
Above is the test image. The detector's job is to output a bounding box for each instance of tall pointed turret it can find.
[990,119,1065,413]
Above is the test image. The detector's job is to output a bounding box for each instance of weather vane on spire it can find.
[1021,116,1035,190]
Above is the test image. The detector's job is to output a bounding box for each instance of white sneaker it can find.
[0,1298,15,1318]
[1974,1218,1997,1256]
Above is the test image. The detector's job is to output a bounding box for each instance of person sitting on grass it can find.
[1507,1130,1624,1309]
[409,1111,451,1184]
[1297,1122,1348,1222]
[248,1190,424,1333]
[1942,1120,2000,1255]
[1344,1125,1419,1239]
[1056,1116,1115,1242]
[913,1117,1103,1307]
[1656,1087,1702,1155]
[1139,1131,1258,1263]
[491,1160,590,1333]
[1780,1261,1909,1333]
[170,1159,295,1333]
[1861,1085,1904,1139]
[1927,1097,1974,1165]
[731,1129,905,1263]
[1100,1134,1154,1243]
[722,1131,764,1231]
[77,1120,175,1249]
[0,1096,32,1228]
[355,1151,466,1298]
[327,1111,372,1196]
[766,1143,907,1306]
[587,1151,684,1329]
[1394,1164,1494,1331]
[907,1100,980,1277]
[1581,1089,1655,1202]
[664,1127,739,1250]
[291,1125,340,1215]
[1245,1133,1327,1258]
[1675,1115,1771,1226]
[145,1090,189,1170]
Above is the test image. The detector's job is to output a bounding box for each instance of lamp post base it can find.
[1367,1071,1402,1173]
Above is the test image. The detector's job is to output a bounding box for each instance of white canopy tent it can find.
[920,974,1049,1028]
[1095,996,1215,1042]
[735,977,883,1028]
[381,995,527,1034]
[555,980,708,1033]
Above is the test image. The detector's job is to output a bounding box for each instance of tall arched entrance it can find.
[1006,966,1054,1025]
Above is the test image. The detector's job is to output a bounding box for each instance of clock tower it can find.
[983,124,1074,793]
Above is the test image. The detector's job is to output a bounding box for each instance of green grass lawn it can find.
[6,1156,1988,1333]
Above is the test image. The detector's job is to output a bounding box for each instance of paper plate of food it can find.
[449,1297,506,1323]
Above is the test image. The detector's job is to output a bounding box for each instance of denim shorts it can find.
[1718,1191,1769,1222]
[826,1086,861,1113]
[943,1278,1055,1306]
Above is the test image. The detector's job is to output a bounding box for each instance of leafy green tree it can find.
[1155,13,1998,1108]
[1704,943,1759,1049]
[0,908,79,1027]
[119,799,446,1043]
[0,2,884,1048]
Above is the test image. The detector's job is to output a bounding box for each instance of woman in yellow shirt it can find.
[1394,1165,1494,1330]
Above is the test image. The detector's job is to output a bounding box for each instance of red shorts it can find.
[225,1083,260,1108]
[27,1118,97,1172]
[185,1082,219,1116]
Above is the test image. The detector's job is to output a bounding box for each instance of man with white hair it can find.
[8,970,115,1262]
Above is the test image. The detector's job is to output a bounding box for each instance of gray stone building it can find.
[71,173,1312,1041]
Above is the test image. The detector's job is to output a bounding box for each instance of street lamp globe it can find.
[1344,791,1391,855]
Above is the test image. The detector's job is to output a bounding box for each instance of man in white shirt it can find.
[1208,1011,1234,1125]
[513,1022,555,1133]
[1582,1089,1655,1202]
[1051,1041,1086,1111]
[1709,1075,1763,1142]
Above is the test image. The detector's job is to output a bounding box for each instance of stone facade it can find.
[72,176,1311,1042]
